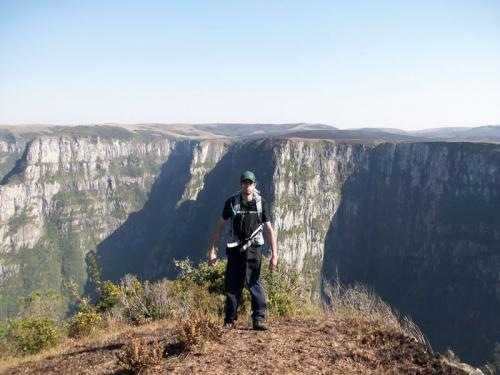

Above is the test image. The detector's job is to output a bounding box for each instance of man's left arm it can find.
[264,221,278,270]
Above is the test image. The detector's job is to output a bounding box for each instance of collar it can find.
[240,192,255,204]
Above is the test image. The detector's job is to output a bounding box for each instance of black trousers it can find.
[224,245,267,323]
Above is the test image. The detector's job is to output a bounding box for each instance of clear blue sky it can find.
[1,0,499,130]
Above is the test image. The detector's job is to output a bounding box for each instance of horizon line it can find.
[0,122,499,132]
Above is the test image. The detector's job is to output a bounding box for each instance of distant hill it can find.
[410,125,500,142]
[1,123,498,143]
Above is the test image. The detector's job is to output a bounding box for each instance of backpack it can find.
[226,189,265,251]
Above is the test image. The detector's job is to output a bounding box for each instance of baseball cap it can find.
[240,170,256,182]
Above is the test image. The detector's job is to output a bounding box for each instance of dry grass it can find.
[116,335,163,374]
[0,316,468,375]
[176,311,222,352]
[322,279,432,352]
[0,315,171,374]
[0,274,465,374]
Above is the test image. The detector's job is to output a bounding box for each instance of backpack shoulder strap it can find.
[254,189,263,223]
[229,191,241,219]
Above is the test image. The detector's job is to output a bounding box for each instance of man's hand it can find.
[208,247,218,267]
[264,221,278,271]
[269,254,278,271]
[208,218,226,267]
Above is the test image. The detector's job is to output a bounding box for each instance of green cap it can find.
[240,170,256,182]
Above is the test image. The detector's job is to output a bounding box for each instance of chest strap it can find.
[227,224,264,251]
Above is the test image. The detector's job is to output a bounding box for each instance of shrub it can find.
[176,311,222,352]
[117,273,223,325]
[322,279,431,350]
[169,277,225,318]
[97,280,122,313]
[3,317,61,354]
[175,257,311,319]
[86,252,122,313]
[65,309,102,338]
[63,280,104,338]
[141,280,175,321]
[116,335,163,374]
[0,321,10,358]
[262,258,308,317]
[323,279,399,324]
[174,258,226,295]
[18,290,67,322]
[119,274,148,325]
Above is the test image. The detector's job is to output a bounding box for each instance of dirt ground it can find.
[0,317,470,375]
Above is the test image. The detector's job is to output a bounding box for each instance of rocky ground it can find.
[0,316,477,375]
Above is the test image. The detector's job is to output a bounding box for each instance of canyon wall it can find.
[0,129,497,365]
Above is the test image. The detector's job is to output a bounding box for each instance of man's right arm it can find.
[207,217,226,266]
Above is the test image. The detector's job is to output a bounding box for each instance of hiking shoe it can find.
[223,321,236,329]
[252,319,268,331]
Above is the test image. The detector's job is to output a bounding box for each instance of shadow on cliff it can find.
[0,140,32,185]
[86,141,197,286]
[321,142,500,366]
[87,139,277,292]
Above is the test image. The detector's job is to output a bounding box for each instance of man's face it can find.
[240,179,255,195]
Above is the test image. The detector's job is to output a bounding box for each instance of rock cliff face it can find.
[0,127,498,365]
[322,142,500,365]
[0,134,175,317]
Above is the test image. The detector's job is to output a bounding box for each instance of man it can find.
[207,170,278,330]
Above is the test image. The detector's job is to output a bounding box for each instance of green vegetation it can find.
[263,261,304,316]
[277,223,308,240]
[48,125,135,140]
[335,158,355,181]
[0,289,66,355]
[0,256,315,357]
[0,242,64,318]
[65,310,102,338]
[0,219,88,321]
[108,154,162,179]
[0,317,61,355]
[0,158,155,321]
[284,196,302,212]
[18,290,66,322]
[0,254,440,375]
[311,215,329,236]
[6,210,36,237]
[301,253,323,300]
[332,180,343,194]
[110,185,149,215]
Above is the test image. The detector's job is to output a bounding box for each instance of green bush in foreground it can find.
[174,258,226,295]
[175,256,312,319]
[0,256,315,358]
[2,317,61,354]
[262,260,307,317]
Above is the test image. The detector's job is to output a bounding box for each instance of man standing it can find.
[207,171,278,330]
